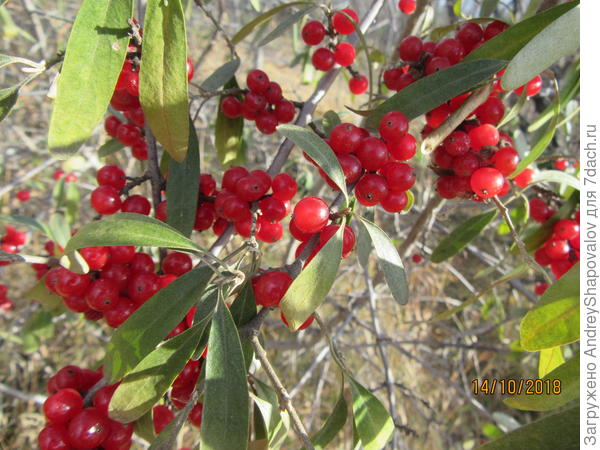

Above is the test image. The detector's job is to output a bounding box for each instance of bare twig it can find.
[398,195,444,258]
[0,382,47,405]
[193,0,237,58]
[250,336,314,449]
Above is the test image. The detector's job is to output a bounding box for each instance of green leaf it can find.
[505,354,578,411]
[429,18,496,42]
[277,124,348,201]
[465,1,579,62]
[312,386,348,449]
[322,110,341,136]
[357,217,408,305]
[0,84,20,123]
[0,214,51,237]
[453,0,464,18]
[65,182,80,224]
[25,277,66,314]
[22,310,55,354]
[258,6,316,47]
[363,59,506,129]
[538,346,564,378]
[501,7,579,91]
[48,0,132,157]
[0,53,38,69]
[230,282,257,370]
[200,58,240,92]
[140,0,189,162]
[478,406,578,450]
[200,297,249,450]
[480,0,500,17]
[49,213,71,249]
[64,213,201,255]
[134,410,157,443]
[349,377,394,450]
[103,266,213,382]
[356,220,372,270]
[520,263,579,351]
[166,119,200,237]
[497,88,528,128]
[280,222,344,330]
[109,321,206,422]
[532,170,580,191]
[215,78,245,167]
[231,1,314,44]
[431,210,498,263]
[98,138,125,158]
[252,378,290,448]
[149,393,198,450]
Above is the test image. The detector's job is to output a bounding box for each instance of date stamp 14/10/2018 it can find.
[472,378,562,396]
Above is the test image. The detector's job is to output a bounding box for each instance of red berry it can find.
[456,22,483,48]
[54,366,82,391]
[349,75,369,95]
[379,111,409,142]
[153,405,175,435]
[412,253,423,263]
[554,219,579,240]
[356,137,389,171]
[103,419,134,449]
[398,0,417,14]
[425,56,451,75]
[247,69,270,94]
[127,272,160,303]
[39,424,71,450]
[302,20,326,45]
[535,247,552,266]
[162,252,193,276]
[398,35,423,61]
[281,312,314,330]
[381,162,415,191]
[256,111,278,135]
[492,147,519,175]
[155,200,169,221]
[514,75,542,97]
[236,174,270,202]
[115,123,142,146]
[272,173,298,201]
[132,140,148,160]
[476,96,505,125]
[100,263,132,292]
[334,42,356,66]
[544,239,570,260]
[483,20,508,41]
[189,403,204,428]
[293,197,330,233]
[67,407,110,449]
[222,166,249,191]
[554,158,569,171]
[92,384,118,415]
[91,186,122,215]
[289,218,314,241]
[338,153,363,183]
[104,116,121,137]
[259,196,287,221]
[124,107,145,128]
[514,168,534,188]
[80,246,110,270]
[121,194,151,215]
[332,8,358,35]
[252,270,293,307]
[436,176,457,199]
[274,99,295,123]
[221,96,243,118]
[318,224,356,258]
[469,167,504,199]
[43,388,83,424]
[244,92,267,112]
[256,217,283,243]
[534,282,548,296]
[264,82,283,104]
[312,48,335,71]
[194,203,216,231]
[330,123,363,154]
[186,56,194,81]
[444,131,470,156]
[434,38,465,65]
[468,124,499,150]
[355,174,389,206]
[56,270,91,297]
[85,279,120,311]
[452,153,480,177]
[16,189,30,202]
[199,173,217,196]
[130,252,155,273]
[530,198,552,223]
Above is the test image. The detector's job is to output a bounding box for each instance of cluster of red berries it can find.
[532,204,580,287]
[53,170,78,183]
[220,69,297,134]
[301,8,368,95]
[195,167,298,243]
[39,365,132,450]
[0,283,13,311]
[433,123,521,200]
[398,0,417,15]
[103,48,194,161]
[0,225,27,267]
[41,244,197,330]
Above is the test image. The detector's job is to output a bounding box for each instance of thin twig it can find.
[492,196,552,283]
[193,0,238,58]
[398,195,444,258]
[249,336,314,449]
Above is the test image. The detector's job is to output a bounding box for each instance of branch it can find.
[421,83,493,155]
[249,336,314,449]
[193,0,237,58]
[398,194,444,258]
[492,196,553,284]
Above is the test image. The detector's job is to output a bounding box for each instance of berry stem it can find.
[249,335,315,450]
[422,82,494,155]
[492,196,553,284]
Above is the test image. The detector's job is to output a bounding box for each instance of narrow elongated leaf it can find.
[312,386,348,449]
[322,110,341,136]
[25,277,66,313]
[200,58,240,92]
[49,214,71,249]
[520,263,579,351]
[538,346,564,378]
[280,223,344,330]
[167,120,200,237]
[431,210,498,263]
[215,78,245,167]
[278,124,348,201]
[501,7,579,91]
[480,0,500,17]
[200,298,249,450]
[65,182,80,224]
[465,1,579,62]
[48,0,132,157]
[0,54,38,69]
[478,406,578,450]
[0,84,20,123]
[0,215,51,236]
[65,213,201,255]
[22,311,55,353]
[497,89,528,128]
[104,266,213,382]
[357,217,408,305]
[258,6,316,47]
[231,1,314,44]
[109,322,206,422]
[364,59,506,129]
[349,377,394,450]
[98,138,125,157]
[230,282,257,370]
[505,354,579,411]
[140,0,189,162]
[252,378,290,447]
[532,170,580,191]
